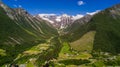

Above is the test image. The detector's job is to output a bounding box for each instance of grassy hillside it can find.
[91,9,120,54]
[70,31,96,52]
[0,4,59,66]
[63,4,120,54]
[0,6,37,65]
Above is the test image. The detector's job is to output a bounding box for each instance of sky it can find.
[2,0,120,15]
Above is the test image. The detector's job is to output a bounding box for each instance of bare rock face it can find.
[104,4,120,19]
[74,15,93,24]
[113,4,120,9]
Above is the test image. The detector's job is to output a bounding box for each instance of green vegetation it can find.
[60,42,71,53]
[0,4,59,66]
[63,5,120,54]
[58,59,90,65]
[0,49,6,56]
[91,11,120,54]
[70,31,96,52]
[59,4,120,66]
[92,60,105,67]
[1,2,120,67]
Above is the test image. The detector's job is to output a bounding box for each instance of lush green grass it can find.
[58,41,92,60]
[70,31,96,52]
[58,42,72,59]
[0,49,6,56]
[52,41,92,67]
[60,42,71,53]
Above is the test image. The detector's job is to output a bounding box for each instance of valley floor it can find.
[2,35,120,67]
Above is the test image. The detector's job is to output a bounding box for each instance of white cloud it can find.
[18,5,22,8]
[86,10,101,15]
[72,14,84,20]
[78,1,85,6]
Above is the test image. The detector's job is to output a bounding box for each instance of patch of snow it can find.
[86,10,100,15]
[72,14,84,20]
[38,14,56,23]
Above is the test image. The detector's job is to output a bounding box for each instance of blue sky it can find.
[2,0,120,15]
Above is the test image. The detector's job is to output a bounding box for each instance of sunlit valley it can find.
[0,0,120,67]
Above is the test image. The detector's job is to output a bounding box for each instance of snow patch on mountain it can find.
[86,10,100,15]
[72,14,84,20]
[38,14,56,23]
[38,14,84,23]
[37,13,85,29]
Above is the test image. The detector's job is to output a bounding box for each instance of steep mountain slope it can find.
[62,15,93,42]
[92,4,120,54]
[0,2,59,66]
[63,4,120,54]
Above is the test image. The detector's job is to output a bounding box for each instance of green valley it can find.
[0,1,120,67]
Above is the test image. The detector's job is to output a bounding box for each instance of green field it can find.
[70,31,96,52]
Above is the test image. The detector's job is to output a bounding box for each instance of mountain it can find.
[63,4,120,54]
[0,2,60,66]
[36,14,84,29]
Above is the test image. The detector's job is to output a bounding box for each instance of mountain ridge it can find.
[63,3,120,54]
[0,2,60,66]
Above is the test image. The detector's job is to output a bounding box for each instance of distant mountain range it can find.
[35,14,81,29]
[36,13,99,29]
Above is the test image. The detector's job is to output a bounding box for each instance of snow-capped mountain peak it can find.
[37,14,84,29]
